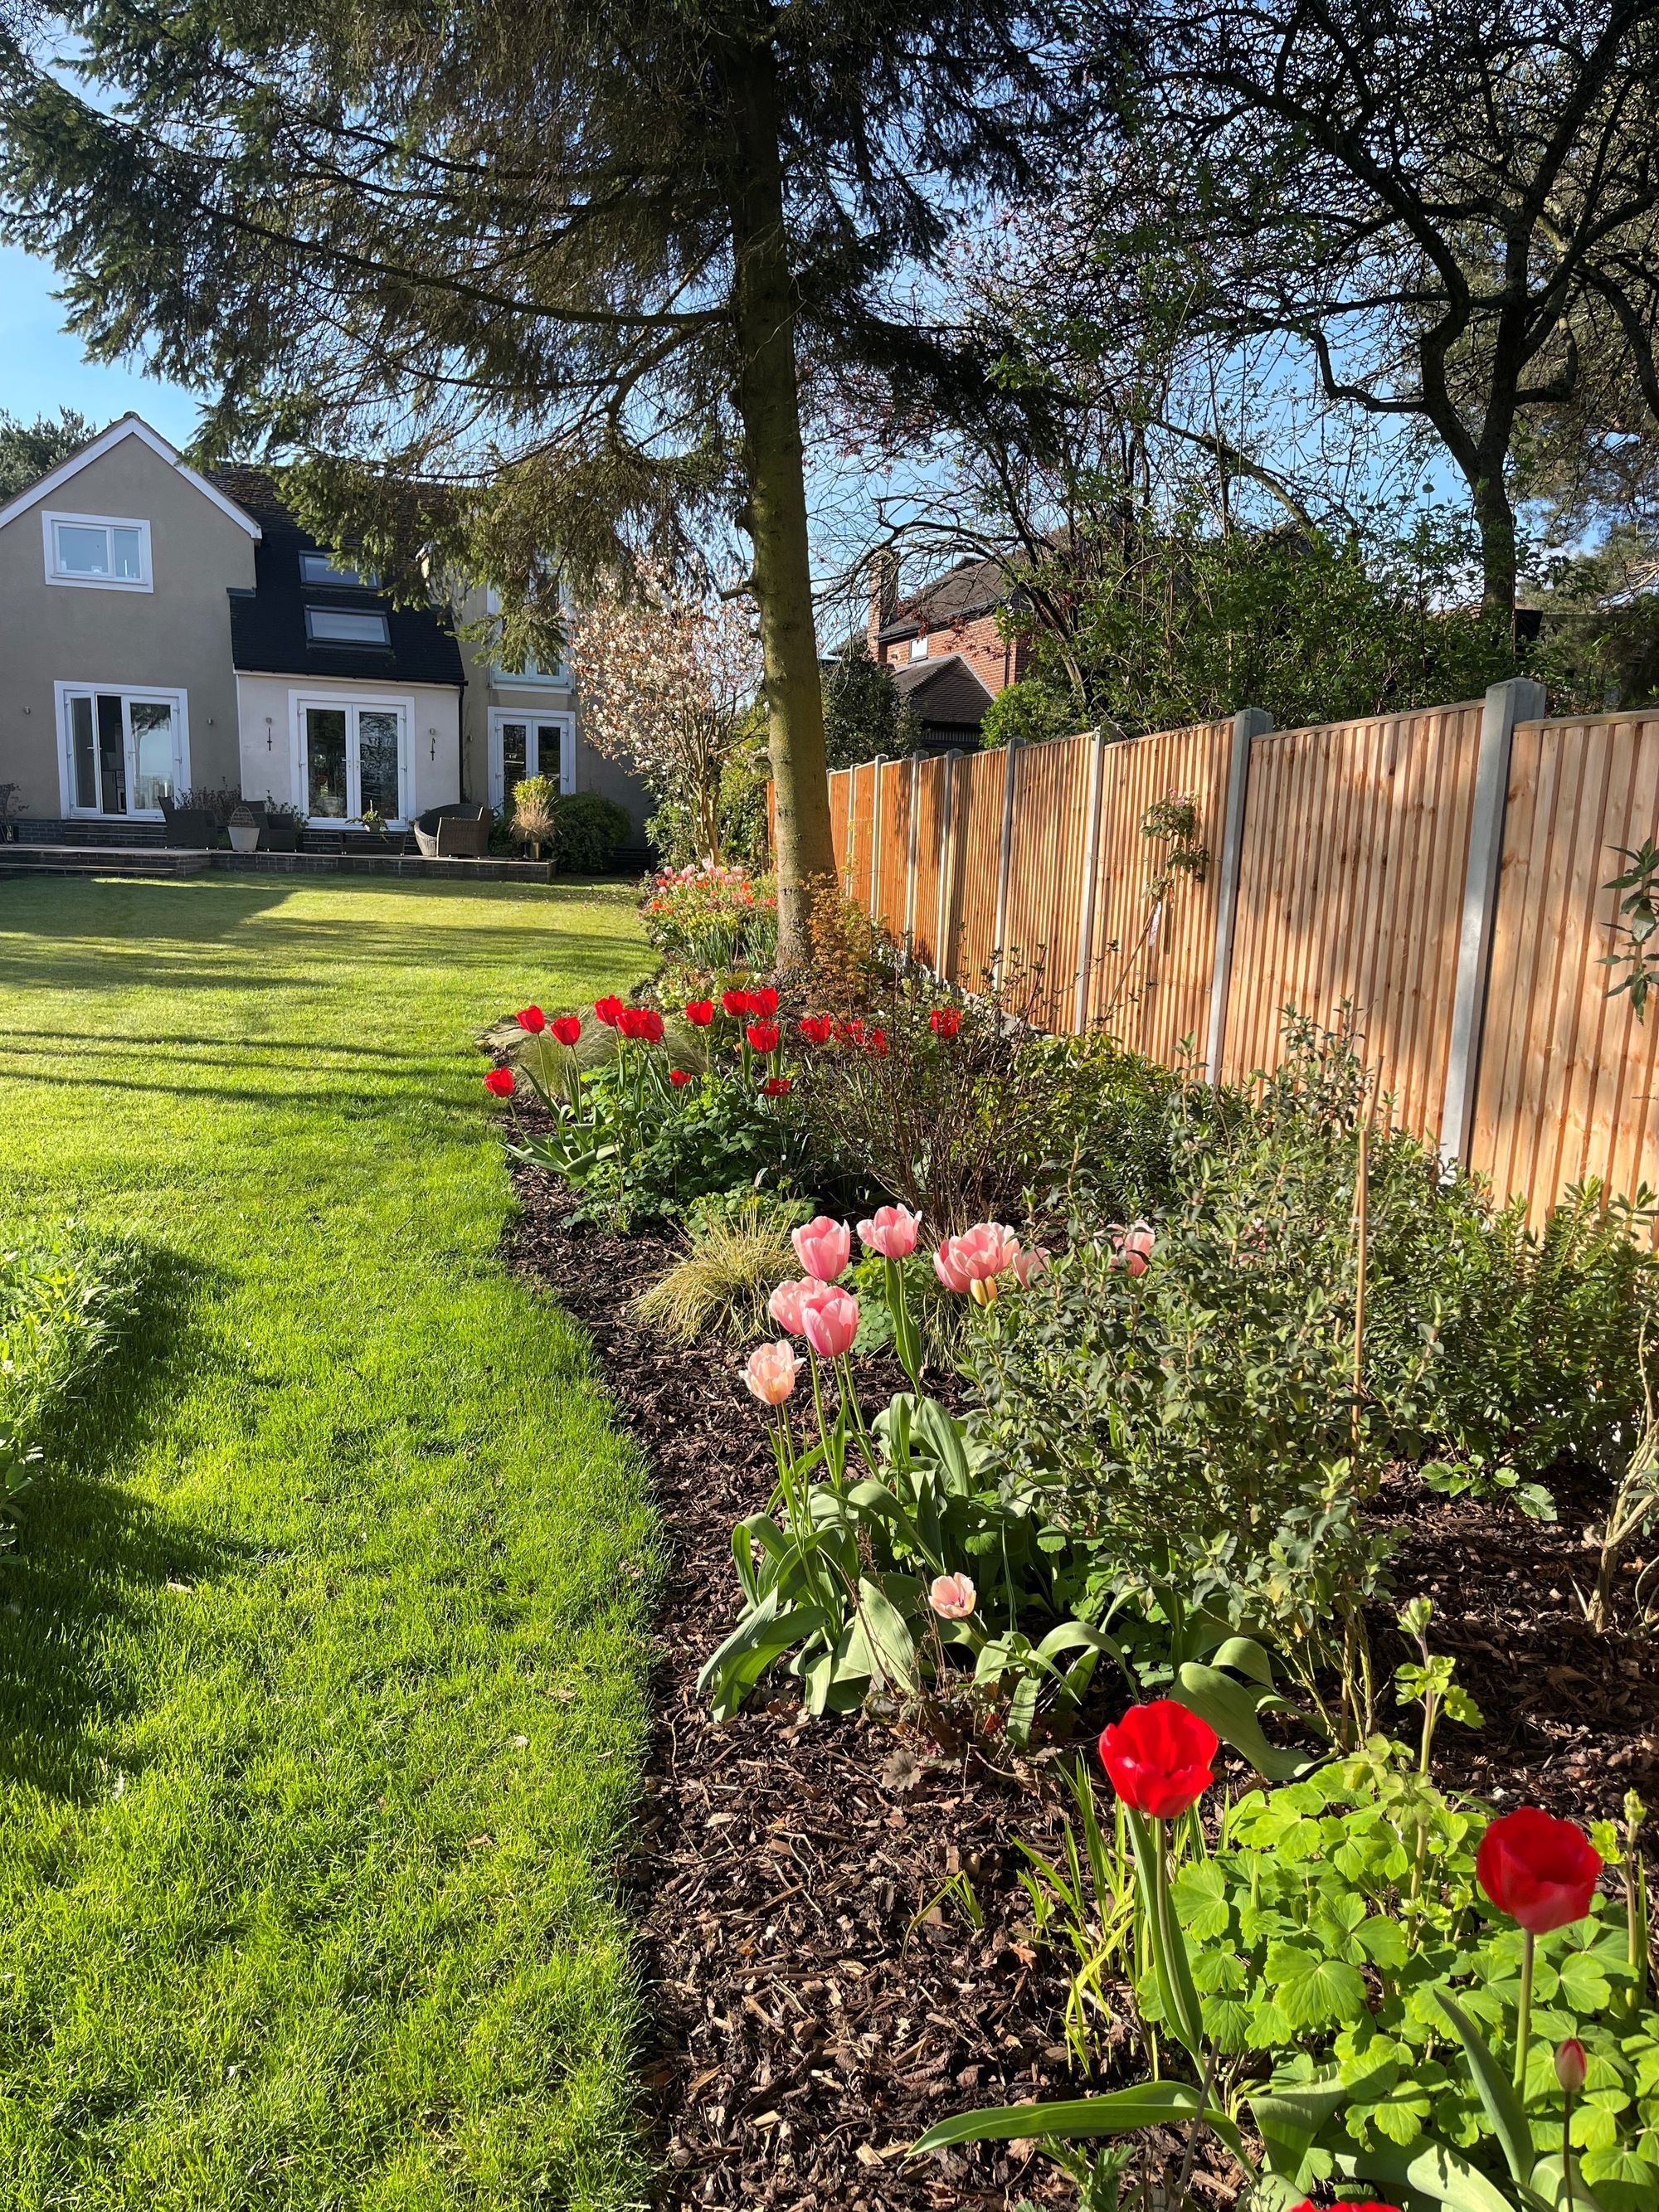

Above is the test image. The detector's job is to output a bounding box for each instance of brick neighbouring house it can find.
[865,550,1031,748]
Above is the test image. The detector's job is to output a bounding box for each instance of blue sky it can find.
[0,244,200,443]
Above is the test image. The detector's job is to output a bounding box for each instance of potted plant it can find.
[227,803,261,854]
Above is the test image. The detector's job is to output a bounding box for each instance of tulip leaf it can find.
[695,1592,830,1721]
[1433,1988,1535,2190]
[1331,2137,1526,2212]
[1208,1634,1278,1686]
[1174,1661,1318,1783]
[911,2079,1209,2155]
[1246,2067,1355,2183]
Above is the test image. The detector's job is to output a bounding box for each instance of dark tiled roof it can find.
[890,654,995,732]
[211,467,465,688]
[876,552,1018,642]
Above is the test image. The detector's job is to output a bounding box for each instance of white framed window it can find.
[488,708,575,807]
[56,683,189,818]
[299,551,377,587]
[908,633,928,662]
[305,605,391,647]
[290,691,411,824]
[43,511,153,592]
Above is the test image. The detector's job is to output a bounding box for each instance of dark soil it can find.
[1366,1464,1659,1823]
[506,1163,1657,2211]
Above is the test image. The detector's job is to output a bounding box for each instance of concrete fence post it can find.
[868,755,885,919]
[903,752,922,951]
[990,740,1022,995]
[1072,728,1109,1033]
[934,749,963,982]
[1439,676,1546,1166]
[1204,705,1273,1085]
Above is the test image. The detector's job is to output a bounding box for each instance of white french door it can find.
[57,683,189,819]
[294,695,411,824]
[489,710,574,807]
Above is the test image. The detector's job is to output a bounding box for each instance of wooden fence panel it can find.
[908,752,951,970]
[1471,713,1659,1217]
[1001,734,1094,1030]
[873,757,912,940]
[828,765,852,882]
[1081,719,1233,1064]
[1219,702,1484,1142]
[946,749,1011,989]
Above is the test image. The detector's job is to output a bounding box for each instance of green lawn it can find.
[0,876,656,2210]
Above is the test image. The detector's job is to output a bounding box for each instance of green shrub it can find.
[969,1101,1387,1647]
[550,790,632,873]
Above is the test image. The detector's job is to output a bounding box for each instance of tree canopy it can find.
[0,0,1117,955]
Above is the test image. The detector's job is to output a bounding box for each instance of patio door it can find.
[489,711,573,807]
[58,685,187,819]
[298,699,409,823]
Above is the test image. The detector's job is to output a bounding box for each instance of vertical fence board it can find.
[1000,734,1092,1029]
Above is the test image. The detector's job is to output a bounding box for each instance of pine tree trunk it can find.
[726,40,837,971]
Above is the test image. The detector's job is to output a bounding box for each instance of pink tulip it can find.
[767,1278,816,1335]
[858,1203,922,1259]
[792,1215,852,1283]
[801,1289,859,1359]
[1011,1244,1052,1286]
[929,1572,977,1620]
[1112,1222,1155,1277]
[932,1221,1020,1292]
[743,1339,802,1406]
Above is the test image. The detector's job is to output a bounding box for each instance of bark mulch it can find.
[507,1165,1657,2210]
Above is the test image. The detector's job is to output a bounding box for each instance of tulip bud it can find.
[1554,2038,1587,2094]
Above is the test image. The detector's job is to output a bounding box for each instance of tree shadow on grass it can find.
[0,1240,255,1802]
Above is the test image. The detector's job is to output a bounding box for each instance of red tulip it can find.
[746,1020,781,1053]
[515,1004,547,1033]
[1288,2203,1400,2212]
[749,985,780,1015]
[684,999,715,1027]
[763,1075,791,1096]
[865,1027,888,1056]
[1555,2038,1588,2094]
[669,1067,692,1087]
[798,1014,834,1044]
[929,1006,961,1038]
[551,1014,581,1047]
[593,994,625,1026]
[721,988,752,1018]
[1098,1699,1219,1819]
[640,1008,665,1043]
[1476,1806,1603,1934]
[483,1067,515,1097]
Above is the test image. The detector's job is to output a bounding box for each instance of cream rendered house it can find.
[0,414,649,848]
[0,416,259,819]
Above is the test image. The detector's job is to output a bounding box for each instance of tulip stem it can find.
[1563,2088,1576,2212]
[1514,1928,1535,2093]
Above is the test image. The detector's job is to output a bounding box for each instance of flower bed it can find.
[484,946,1659,2211]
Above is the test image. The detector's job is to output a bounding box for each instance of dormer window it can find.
[299,551,377,587]
[44,512,152,591]
[305,606,390,647]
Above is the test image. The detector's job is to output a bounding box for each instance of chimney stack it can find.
[867,548,899,658]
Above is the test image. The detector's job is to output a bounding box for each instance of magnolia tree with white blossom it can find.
[567,574,762,868]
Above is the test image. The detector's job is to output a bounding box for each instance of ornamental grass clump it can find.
[633,1197,805,1344]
